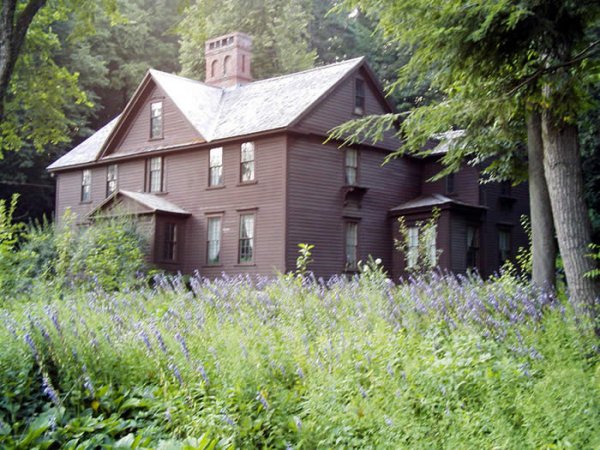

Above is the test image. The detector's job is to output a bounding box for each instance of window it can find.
[354,78,365,115]
[163,223,177,262]
[150,101,163,139]
[424,225,438,267]
[207,217,222,265]
[498,228,511,264]
[148,157,163,192]
[211,60,217,78]
[240,142,255,182]
[446,173,455,194]
[345,222,358,270]
[209,147,223,186]
[81,169,92,202]
[466,225,479,269]
[407,227,419,269]
[106,164,118,197]
[345,148,358,185]
[239,214,255,263]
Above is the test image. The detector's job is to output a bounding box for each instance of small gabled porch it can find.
[87,190,191,271]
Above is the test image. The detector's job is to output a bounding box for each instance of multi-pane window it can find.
[345,222,358,270]
[148,157,163,192]
[209,147,223,186]
[466,225,479,269]
[150,101,163,139]
[240,142,255,182]
[354,78,365,115]
[207,217,222,265]
[163,223,177,261]
[239,214,255,263]
[407,227,419,269]
[498,229,511,264]
[81,169,92,202]
[424,225,438,267]
[345,148,358,185]
[106,164,118,197]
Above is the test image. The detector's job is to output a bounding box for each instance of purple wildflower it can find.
[256,391,269,410]
[221,409,236,426]
[175,333,190,360]
[169,362,183,385]
[42,375,60,405]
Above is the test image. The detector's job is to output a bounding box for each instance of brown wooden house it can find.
[48,32,528,280]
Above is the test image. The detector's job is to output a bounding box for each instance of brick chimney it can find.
[205,32,252,88]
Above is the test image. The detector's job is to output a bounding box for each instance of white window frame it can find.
[148,157,163,193]
[345,222,358,270]
[106,164,118,197]
[209,147,223,187]
[206,216,222,265]
[240,142,255,183]
[150,101,163,139]
[81,169,92,203]
[345,148,358,185]
[238,214,255,263]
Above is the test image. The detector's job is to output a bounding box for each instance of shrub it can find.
[1,271,598,448]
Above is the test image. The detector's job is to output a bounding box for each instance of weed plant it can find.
[1,262,598,448]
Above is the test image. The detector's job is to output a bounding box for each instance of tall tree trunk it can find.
[541,111,599,315]
[0,0,47,120]
[527,111,556,290]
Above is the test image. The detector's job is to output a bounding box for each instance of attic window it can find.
[354,78,365,115]
[150,101,163,139]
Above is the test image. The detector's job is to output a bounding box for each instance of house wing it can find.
[98,70,220,159]
[290,60,400,150]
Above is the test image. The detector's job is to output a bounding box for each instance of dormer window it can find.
[354,78,365,115]
[150,101,163,139]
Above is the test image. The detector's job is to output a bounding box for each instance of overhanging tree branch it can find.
[507,40,600,96]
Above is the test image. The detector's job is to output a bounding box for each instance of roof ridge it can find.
[230,57,365,88]
[149,68,223,91]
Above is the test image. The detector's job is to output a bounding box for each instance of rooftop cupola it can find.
[205,32,253,88]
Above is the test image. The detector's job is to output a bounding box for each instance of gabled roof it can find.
[48,57,370,171]
[390,193,486,215]
[88,190,191,219]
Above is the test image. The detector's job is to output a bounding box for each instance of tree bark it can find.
[541,111,599,315]
[0,0,47,120]
[527,110,556,290]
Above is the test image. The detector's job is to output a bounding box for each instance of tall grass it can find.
[1,264,598,448]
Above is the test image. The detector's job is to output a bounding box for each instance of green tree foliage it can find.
[0,0,121,154]
[333,0,600,311]
[309,2,433,111]
[177,0,316,81]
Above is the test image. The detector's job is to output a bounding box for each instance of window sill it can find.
[206,185,226,191]
[149,137,164,141]
[80,200,92,205]
[202,264,223,268]
[234,263,256,267]
[237,180,258,187]
[148,191,168,195]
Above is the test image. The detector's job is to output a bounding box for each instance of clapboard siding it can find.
[478,181,529,277]
[422,161,480,205]
[293,67,399,151]
[107,83,203,158]
[157,134,287,275]
[286,136,420,278]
